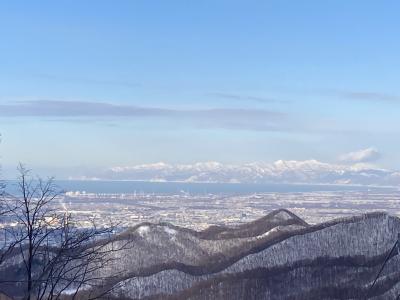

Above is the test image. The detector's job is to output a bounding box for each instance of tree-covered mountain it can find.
[2,210,400,299]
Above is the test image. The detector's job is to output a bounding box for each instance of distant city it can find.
[0,184,386,231]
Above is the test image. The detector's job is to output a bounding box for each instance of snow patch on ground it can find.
[256,227,279,239]
[274,210,293,221]
[137,225,150,237]
[164,227,177,235]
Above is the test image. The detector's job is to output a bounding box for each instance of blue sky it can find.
[1,1,400,177]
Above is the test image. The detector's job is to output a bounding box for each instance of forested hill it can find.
[2,209,400,299]
[104,210,400,299]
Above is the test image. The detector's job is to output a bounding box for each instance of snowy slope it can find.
[100,211,400,299]
[107,213,400,299]
[3,210,400,299]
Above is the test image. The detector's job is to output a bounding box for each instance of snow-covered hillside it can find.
[100,210,400,299]
[3,210,400,299]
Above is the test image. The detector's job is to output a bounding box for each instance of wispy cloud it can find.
[209,92,286,104]
[0,100,165,117]
[280,86,400,103]
[314,89,400,103]
[335,91,400,102]
[0,100,287,132]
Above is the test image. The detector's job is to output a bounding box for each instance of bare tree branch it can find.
[0,165,129,300]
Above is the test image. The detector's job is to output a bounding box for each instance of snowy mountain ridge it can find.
[100,160,400,186]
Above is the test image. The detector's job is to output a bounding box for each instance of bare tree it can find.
[0,188,15,267]
[0,167,21,267]
[0,165,127,300]
[0,195,21,267]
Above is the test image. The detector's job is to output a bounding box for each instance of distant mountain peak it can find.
[99,160,400,187]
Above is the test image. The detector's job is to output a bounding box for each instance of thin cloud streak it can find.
[0,100,287,132]
[209,92,287,104]
[277,86,400,103]
[315,89,400,103]
[0,100,169,117]
[340,91,400,102]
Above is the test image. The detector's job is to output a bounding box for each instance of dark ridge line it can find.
[106,211,398,286]
[0,208,306,263]
[198,209,310,240]
[138,254,400,300]
[116,210,390,244]
[1,210,393,266]
[116,208,308,241]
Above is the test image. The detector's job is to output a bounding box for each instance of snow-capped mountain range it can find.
[93,160,400,186]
